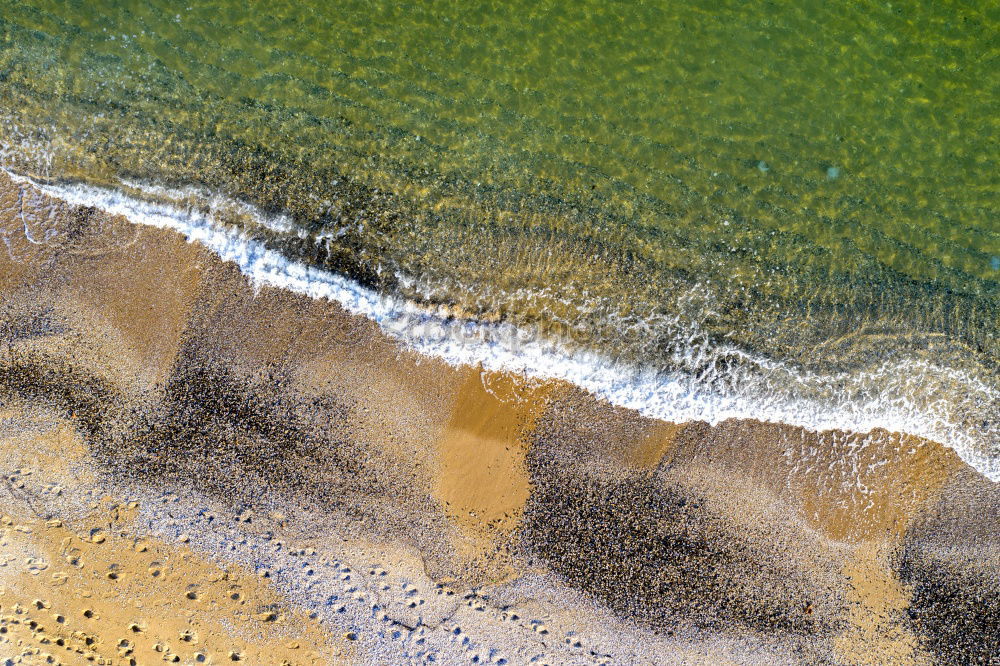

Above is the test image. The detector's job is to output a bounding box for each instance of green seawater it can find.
[0,1,997,465]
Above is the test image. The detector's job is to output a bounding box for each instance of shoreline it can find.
[4,168,997,482]
[2,164,999,663]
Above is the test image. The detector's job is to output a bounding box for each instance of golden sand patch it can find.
[0,503,343,666]
[434,369,553,567]
[63,228,205,387]
[619,421,684,472]
[0,399,342,665]
[833,542,930,666]
[794,430,961,543]
[664,420,963,544]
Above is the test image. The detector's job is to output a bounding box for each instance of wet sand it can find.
[0,170,998,664]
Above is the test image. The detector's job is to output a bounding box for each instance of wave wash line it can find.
[4,168,997,482]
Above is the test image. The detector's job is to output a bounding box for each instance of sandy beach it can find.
[1,170,998,665]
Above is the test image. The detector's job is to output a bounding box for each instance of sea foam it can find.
[5,169,998,481]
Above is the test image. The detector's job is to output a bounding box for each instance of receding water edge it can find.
[5,168,997,481]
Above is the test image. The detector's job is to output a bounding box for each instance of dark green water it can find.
[0,1,997,471]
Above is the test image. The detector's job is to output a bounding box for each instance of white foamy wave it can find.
[5,169,998,481]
